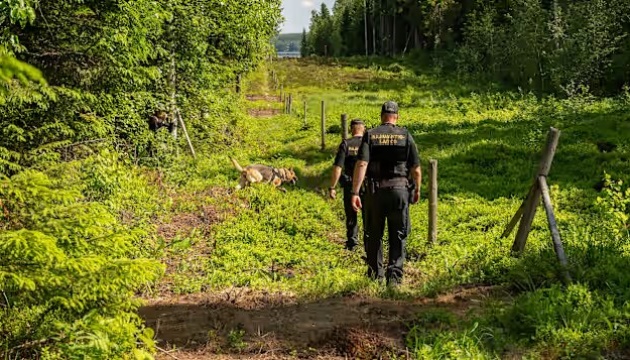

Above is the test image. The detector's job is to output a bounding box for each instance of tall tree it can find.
[301,29,310,57]
[338,6,353,56]
[308,3,342,56]
[304,0,630,94]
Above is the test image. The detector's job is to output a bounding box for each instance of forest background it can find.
[2,0,630,358]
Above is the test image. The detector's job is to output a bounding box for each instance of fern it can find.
[0,169,164,359]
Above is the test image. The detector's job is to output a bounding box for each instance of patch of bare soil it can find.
[247,109,283,118]
[156,353,346,360]
[156,188,231,242]
[246,95,282,102]
[141,286,497,359]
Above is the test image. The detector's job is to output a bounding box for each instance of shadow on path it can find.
[140,286,493,358]
[409,109,630,201]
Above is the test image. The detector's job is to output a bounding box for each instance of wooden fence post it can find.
[341,114,348,140]
[170,53,178,140]
[303,101,307,127]
[288,94,293,114]
[499,127,570,282]
[280,85,284,102]
[321,100,326,151]
[236,73,241,94]
[428,159,438,244]
[539,176,571,284]
[176,109,196,159]
[512,128,561,253]
[501,201,526,239]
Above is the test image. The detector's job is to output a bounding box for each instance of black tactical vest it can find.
[343,136,363,177]
[367,124,409,180]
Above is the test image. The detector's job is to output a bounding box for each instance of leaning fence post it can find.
[341,114,348,140]
[428,159,438,244]
[321,100,326,151]
[176,109,196,159]
[539,175,571,284]
[512,128,561,253]
[501,201,526,239]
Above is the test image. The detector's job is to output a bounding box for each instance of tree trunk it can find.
[392,14,396,56]
[372,0,376,55]
[414,26,421,49]
[170,52,178,139]
[363,0,370,57]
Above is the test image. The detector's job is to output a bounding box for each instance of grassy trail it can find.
[142,59,630,359]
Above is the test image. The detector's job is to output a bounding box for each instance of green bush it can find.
[0,164,163,359]
[407,310,490,359]
[487,284,630,358]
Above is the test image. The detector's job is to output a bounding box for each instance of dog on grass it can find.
[230,158,298,192]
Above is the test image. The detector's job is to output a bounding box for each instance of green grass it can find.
[152,58,630,358]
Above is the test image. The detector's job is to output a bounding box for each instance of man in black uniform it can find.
[329,119,366,251]
[350,101,421,286]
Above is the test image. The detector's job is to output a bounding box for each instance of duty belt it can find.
[374,177,409,189]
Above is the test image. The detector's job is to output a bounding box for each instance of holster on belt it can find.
[367,179,378,195]
[340,174,352,187]
[359,181,367,195]
[408,178,416,201]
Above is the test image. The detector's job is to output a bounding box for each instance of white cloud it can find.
[301,0,314,7]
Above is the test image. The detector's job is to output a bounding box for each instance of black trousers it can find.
[343,186,365,249]
[364,186,410,284]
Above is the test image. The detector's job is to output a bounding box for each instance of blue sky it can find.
[281,0,335,34]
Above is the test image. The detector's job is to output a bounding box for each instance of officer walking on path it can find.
[350,101,421,286]
[329,119,366,251]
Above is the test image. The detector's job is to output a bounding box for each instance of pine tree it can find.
[302,0,630,93]
[314,4,331,55]
[301,29,309,57]
[339,6,353,56]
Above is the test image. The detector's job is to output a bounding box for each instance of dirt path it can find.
[139,83,497,359]
[246,95,282,102]
[247,108,283,117]
[141,286,494,359]
[246,94,283,118]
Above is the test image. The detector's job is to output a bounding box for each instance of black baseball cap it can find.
[381,101,399,114]
[350,119,364,126]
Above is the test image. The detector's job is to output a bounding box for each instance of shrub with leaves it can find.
[0,0,282,176]
[0,167,163,359]
[597,174,630,238]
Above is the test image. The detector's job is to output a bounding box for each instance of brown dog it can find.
[231,158,298,192]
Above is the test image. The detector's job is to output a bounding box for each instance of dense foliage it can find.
[0,0,282,175]
[0,153,165,358]
[1,0,281,358]
[0,0,46,90]
[304,0,630,95]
